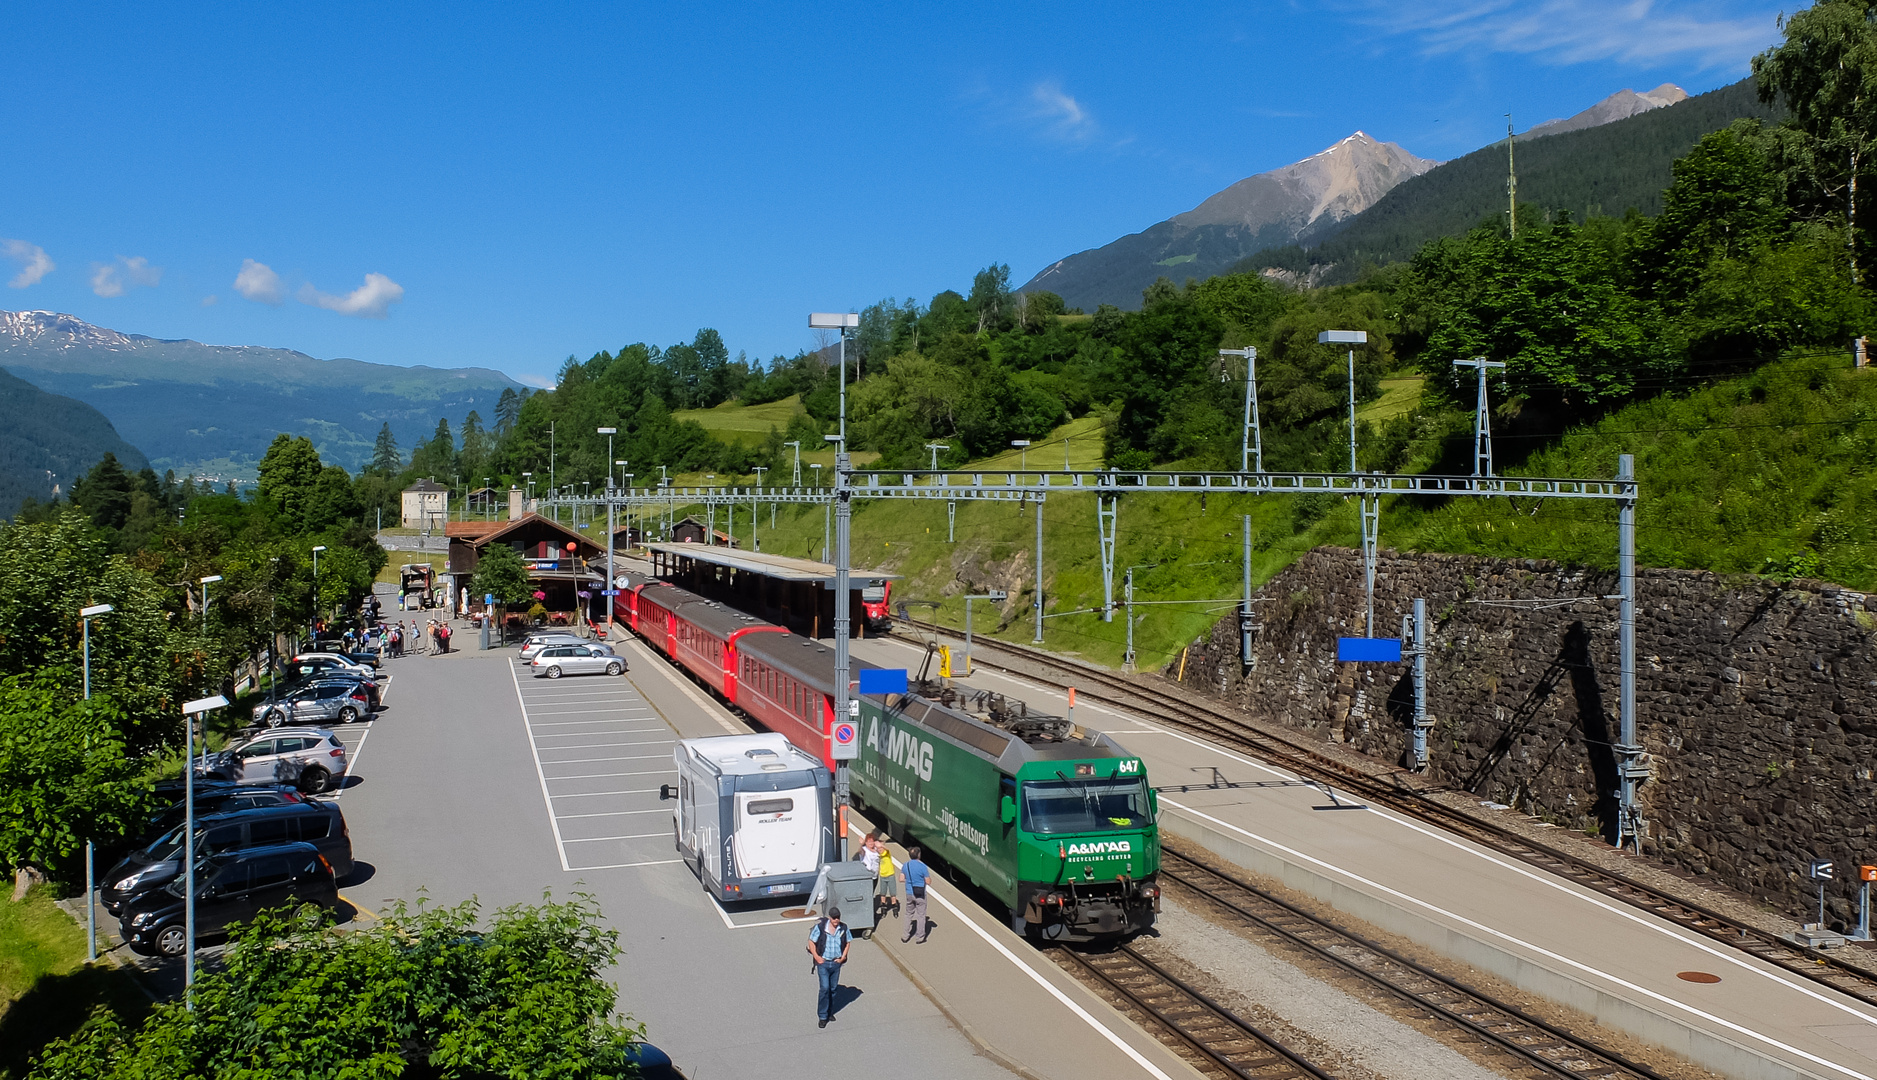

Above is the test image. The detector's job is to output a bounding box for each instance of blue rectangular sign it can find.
[857,668,909,695]
[1337,637,1403,663]
[601,589,620,596]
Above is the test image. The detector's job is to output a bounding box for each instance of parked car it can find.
[286,653,375,680]
[520,634,610,662]
[198,730,348,793]
[277,668,380,708]
[118,842,340,957]
[310,646,383,669]
[103,799,352,914]
[530,643,627,679]
[142,783,303,838]
[253,681,373,727]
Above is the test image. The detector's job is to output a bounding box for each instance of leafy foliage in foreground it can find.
[29,896,642,1080]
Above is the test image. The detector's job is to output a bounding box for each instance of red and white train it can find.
[614,574,874,771]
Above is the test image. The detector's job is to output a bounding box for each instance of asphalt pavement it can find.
[335,619,1016,1080]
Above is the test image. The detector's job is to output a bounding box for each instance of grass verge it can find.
[0,886,150,1078]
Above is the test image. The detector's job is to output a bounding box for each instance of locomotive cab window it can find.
[1020,776,1153,834]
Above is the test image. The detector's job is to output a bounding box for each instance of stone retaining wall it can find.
[1172,547,1877,925]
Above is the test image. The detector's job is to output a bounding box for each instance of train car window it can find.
[1019,778,1152,834]
[746,798,794,815]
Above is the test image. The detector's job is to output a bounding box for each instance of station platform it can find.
[848,631,1877,1080]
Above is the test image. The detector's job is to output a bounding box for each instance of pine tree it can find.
[371,423,402,475]
[495,387,521,435]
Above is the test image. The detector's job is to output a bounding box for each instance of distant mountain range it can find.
[1021,83,1702,311]
[0,364,148,518]
[1022,133,1436,312]
[0,311,524,480]
[1526,83,1688,138]
[1242,78,1779,284]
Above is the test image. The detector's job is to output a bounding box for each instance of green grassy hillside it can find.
[1385,353,1877,588]
[672,395,806,446]
[631,353,1877,669]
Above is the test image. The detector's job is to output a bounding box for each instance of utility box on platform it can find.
[808,860,877,935]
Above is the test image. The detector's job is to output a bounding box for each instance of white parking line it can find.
[562,832,665,842]
[558,809,668,819]
[543,768,676,780]
[330,723,372,799]
[551,788,662,798]
[534,739,673,751]
[537,754,671,764]
[529,718,662,726]
[570,859,682,871]
[509,659,573,872]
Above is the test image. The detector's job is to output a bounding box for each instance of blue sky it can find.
[3,1,1783,386]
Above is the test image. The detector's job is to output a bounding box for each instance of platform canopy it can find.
[644,543,897,586]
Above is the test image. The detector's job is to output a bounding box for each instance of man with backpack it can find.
[805,907,851,1028]
[900,846,931,944]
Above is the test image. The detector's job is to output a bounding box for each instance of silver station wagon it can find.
[529,643,627,679]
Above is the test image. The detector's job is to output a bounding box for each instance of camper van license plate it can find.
[765,885,793,895]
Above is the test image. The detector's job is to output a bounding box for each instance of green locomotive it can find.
[852,686,1160,941]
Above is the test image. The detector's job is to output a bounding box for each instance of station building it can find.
[444,513,604,621]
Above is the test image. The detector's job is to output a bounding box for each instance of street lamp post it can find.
[198,574,222,636]
[752,467,766,550]
[811,310,861,862]
[1011,439,1030,472]
[1317,330,1368,472]
[598,429,617,636]
[310,546,327,645]
[80,601,113,962]
[180,693,229,1008]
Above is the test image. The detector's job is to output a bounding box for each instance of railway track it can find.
[899,617,1877,1009]
[1158,844,1669,1080]
[1047,941,1335,1080]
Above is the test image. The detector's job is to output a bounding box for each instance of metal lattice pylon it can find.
[1453,357,1507,478]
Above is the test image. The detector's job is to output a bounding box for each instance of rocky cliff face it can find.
[1020,133,1435,312]
[1172,547,1877,926]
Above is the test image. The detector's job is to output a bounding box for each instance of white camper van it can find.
[661,733,833,902]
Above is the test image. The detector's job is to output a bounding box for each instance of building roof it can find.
[403,478,449,493]
[645,543,897,586]
[448,512,601,556]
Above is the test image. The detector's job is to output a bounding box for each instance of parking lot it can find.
[508,659,677,872]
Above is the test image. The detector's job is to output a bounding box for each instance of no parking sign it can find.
[831,719,859,761]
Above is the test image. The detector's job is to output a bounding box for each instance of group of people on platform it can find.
[807,834,931,1028]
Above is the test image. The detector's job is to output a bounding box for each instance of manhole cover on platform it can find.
[781,908,812,919]
[1677,971,1722,983]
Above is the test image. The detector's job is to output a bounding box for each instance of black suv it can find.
[142,783,303,837]
[119,842,340,957]
[102,800,353,914]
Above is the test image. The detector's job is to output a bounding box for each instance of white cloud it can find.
[1030,80,1100,142]
[299,272,405,319]
[233,258,284,304]
[2,239,54,288]
[1347,0,1781,69]
[90,255,162,298]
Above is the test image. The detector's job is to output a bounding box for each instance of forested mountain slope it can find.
[0,365,148,519]
[1246,79,1782,283]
